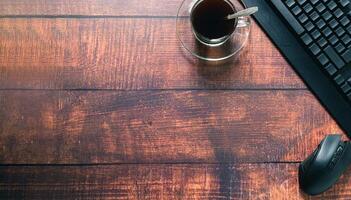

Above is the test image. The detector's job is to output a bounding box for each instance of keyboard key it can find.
[334,74,345,85]
[309,11,319,21]
[329,19,339,29]
[336,27,346,36]
[342,34,351,45]
[329,35,339,45]
[316,19,327,29]
[311,29,321,39]
[298,14,308,23]
[341,49,351,62]
[327,1,337,10]
[347,26,351,34]
[340,17,350,26]
[271,0,305,35]
[318,37,328,47]
[297,0,306,5]
[322,27,332,37]
[335,43,346,53]
[325,63,338,75]
[316,3,326,13]
[310,43,321,55]
[324,45,345,68]
[340,0,350,7]
[346,93,351,101]
[333,8,344,18]
[317,53,329,65]
[341,83,351,93]
[285,0,295,7]
[301,33,313,45]
[322,11,333,21]
[292,5,302,15]
[305,22,315,32]
[303,3,313,13]
[344,85,351,94]
[311,0,319,4]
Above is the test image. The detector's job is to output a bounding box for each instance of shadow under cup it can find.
[190,0,238,46]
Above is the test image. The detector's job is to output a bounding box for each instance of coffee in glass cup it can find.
[190,0,238,46]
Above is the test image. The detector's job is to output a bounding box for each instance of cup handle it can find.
[237,16,251,28]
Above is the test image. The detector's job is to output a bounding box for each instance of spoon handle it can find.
[226,6,258,20]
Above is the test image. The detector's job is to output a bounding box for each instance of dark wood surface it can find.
[2,164,351,199]
[0,0,347,199]
[0,18,302,90]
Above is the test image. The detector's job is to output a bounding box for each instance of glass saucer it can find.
[176,0,251,62]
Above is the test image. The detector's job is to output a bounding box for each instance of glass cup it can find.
[176,0,251,62]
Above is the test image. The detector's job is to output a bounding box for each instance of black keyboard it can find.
[274,0,351,94]
[243,0,351,136]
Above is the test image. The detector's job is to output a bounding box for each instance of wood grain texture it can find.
[0,0,345,198]
[0,90,341,164]
[1,164,351,199]
[0,0,179,17]
[0,18,304,90]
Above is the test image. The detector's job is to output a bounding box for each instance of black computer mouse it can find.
[299,134,351,195]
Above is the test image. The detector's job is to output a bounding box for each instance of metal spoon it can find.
[225,6,258,20]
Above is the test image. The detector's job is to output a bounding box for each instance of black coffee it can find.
[191,0,236,40]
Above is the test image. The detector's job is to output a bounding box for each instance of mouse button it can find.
[314,135,341,168]
[301,147,319,172]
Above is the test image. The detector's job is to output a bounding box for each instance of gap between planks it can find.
[0,161,301,167]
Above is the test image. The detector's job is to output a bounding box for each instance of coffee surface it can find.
[191,0,236,39]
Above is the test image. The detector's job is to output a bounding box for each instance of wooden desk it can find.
[0,0,348,199]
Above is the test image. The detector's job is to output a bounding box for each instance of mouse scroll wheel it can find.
[336,145,344,155]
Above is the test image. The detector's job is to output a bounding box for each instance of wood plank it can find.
[0,90,341,164]
[1,163,350,199]
[0,0,180,17]
[0,18,304,90]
